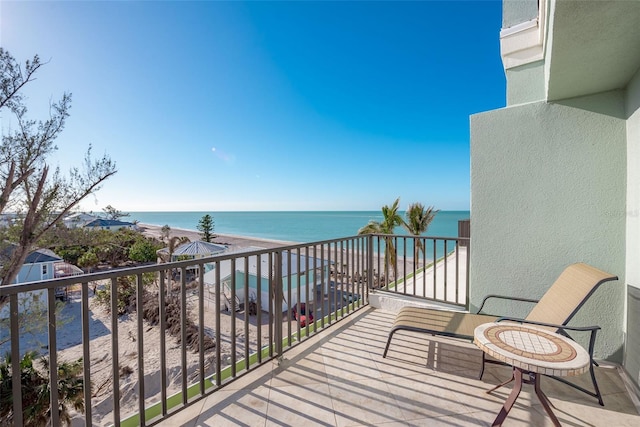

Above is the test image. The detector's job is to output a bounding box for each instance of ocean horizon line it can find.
[127,210,470,245]
[125,209,471,214]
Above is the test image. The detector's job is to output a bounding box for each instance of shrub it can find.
[128,239,161,263]
[0,351,84,426]
[95,276,137,315]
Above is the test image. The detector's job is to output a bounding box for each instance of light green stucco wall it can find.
[627,68,640,289]
[624,67,640,389]
[469,92,626,361]
[506,60,545,105]
[502,0,539,28]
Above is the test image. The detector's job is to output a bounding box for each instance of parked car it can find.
[291,303,314,327]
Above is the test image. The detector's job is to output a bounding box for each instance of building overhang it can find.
[545,0,640,101]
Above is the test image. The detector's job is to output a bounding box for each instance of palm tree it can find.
[0,351,84,426]
[358,198,404,279]
[157,235,191,288]
[158,235,190,264]
[402,203,439,262]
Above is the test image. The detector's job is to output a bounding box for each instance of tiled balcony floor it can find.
[158,307,640,426]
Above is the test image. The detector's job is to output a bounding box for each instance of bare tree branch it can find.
[0,48,44,111]
[0,49,117,296]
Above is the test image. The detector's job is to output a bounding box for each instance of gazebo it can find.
[168,240,227,262]
[156,241,228,280]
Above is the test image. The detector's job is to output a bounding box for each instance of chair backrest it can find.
[525,263,618,328]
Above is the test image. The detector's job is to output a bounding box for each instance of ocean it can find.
[127,211,470,244]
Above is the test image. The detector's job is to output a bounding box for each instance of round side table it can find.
[474,322,590,427]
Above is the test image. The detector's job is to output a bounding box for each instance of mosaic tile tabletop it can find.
[474,322,590,376]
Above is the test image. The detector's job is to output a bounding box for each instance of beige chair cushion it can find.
[392,307,497,339]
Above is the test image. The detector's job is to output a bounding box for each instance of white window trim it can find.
[500,0,546,69]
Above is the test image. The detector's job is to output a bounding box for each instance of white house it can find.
[62,212,98,228]
[0,247,64,318]
[4,247,61,284]
[203,250,332,312]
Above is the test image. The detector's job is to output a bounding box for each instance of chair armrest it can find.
[476,294,539,314]
[496,317,601,357]
[496,317,601,333]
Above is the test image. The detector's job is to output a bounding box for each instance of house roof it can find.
[84,218,135,227]
[65,212,97,220]
[26,248,63,264]
[0,245,63,264]
[203,250,332,285]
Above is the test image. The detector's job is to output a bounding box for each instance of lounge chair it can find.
[382,262,618,405]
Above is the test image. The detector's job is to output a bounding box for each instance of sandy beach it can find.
[52,281,279,426]
[137,223,297,250]
[35,225,301,425]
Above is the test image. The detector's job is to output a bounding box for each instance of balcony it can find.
[1,234,638,426]
[157,308,640,427]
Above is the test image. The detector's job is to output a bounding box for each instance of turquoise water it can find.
[128,211,470,244]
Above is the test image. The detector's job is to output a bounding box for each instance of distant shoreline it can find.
[138,223,297,250]
[128,211,469,245]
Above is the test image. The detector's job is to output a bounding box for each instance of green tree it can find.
[102,204,129,220]
[402,202,439,261]
[56,246,86,265]
[358,198,404,278]
[89,228,141,267]
[158,235,190,263]
[0,351,84,426]
[95,273,156,315]
[0,48,117,292]
[77,250,99,272]
[129,238,161,263]
[95,275,137,315]
[197,214,215,242]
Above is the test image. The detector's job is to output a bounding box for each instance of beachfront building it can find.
[0,247,62,318]
[470,0,640,395]
[62,212,99,228]
[203,250,332,312]
[1,247,61,285]
[83,218,137,231]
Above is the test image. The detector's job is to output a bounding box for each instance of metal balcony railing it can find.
[369,234,469,308]
[0,234,468,426]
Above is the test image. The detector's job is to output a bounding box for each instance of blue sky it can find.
[1,1,505,212]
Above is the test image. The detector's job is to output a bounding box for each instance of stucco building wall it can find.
[624,66,640,391]
[469,93,627,361]
[505,61,545,105]
[627,68,640,289]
